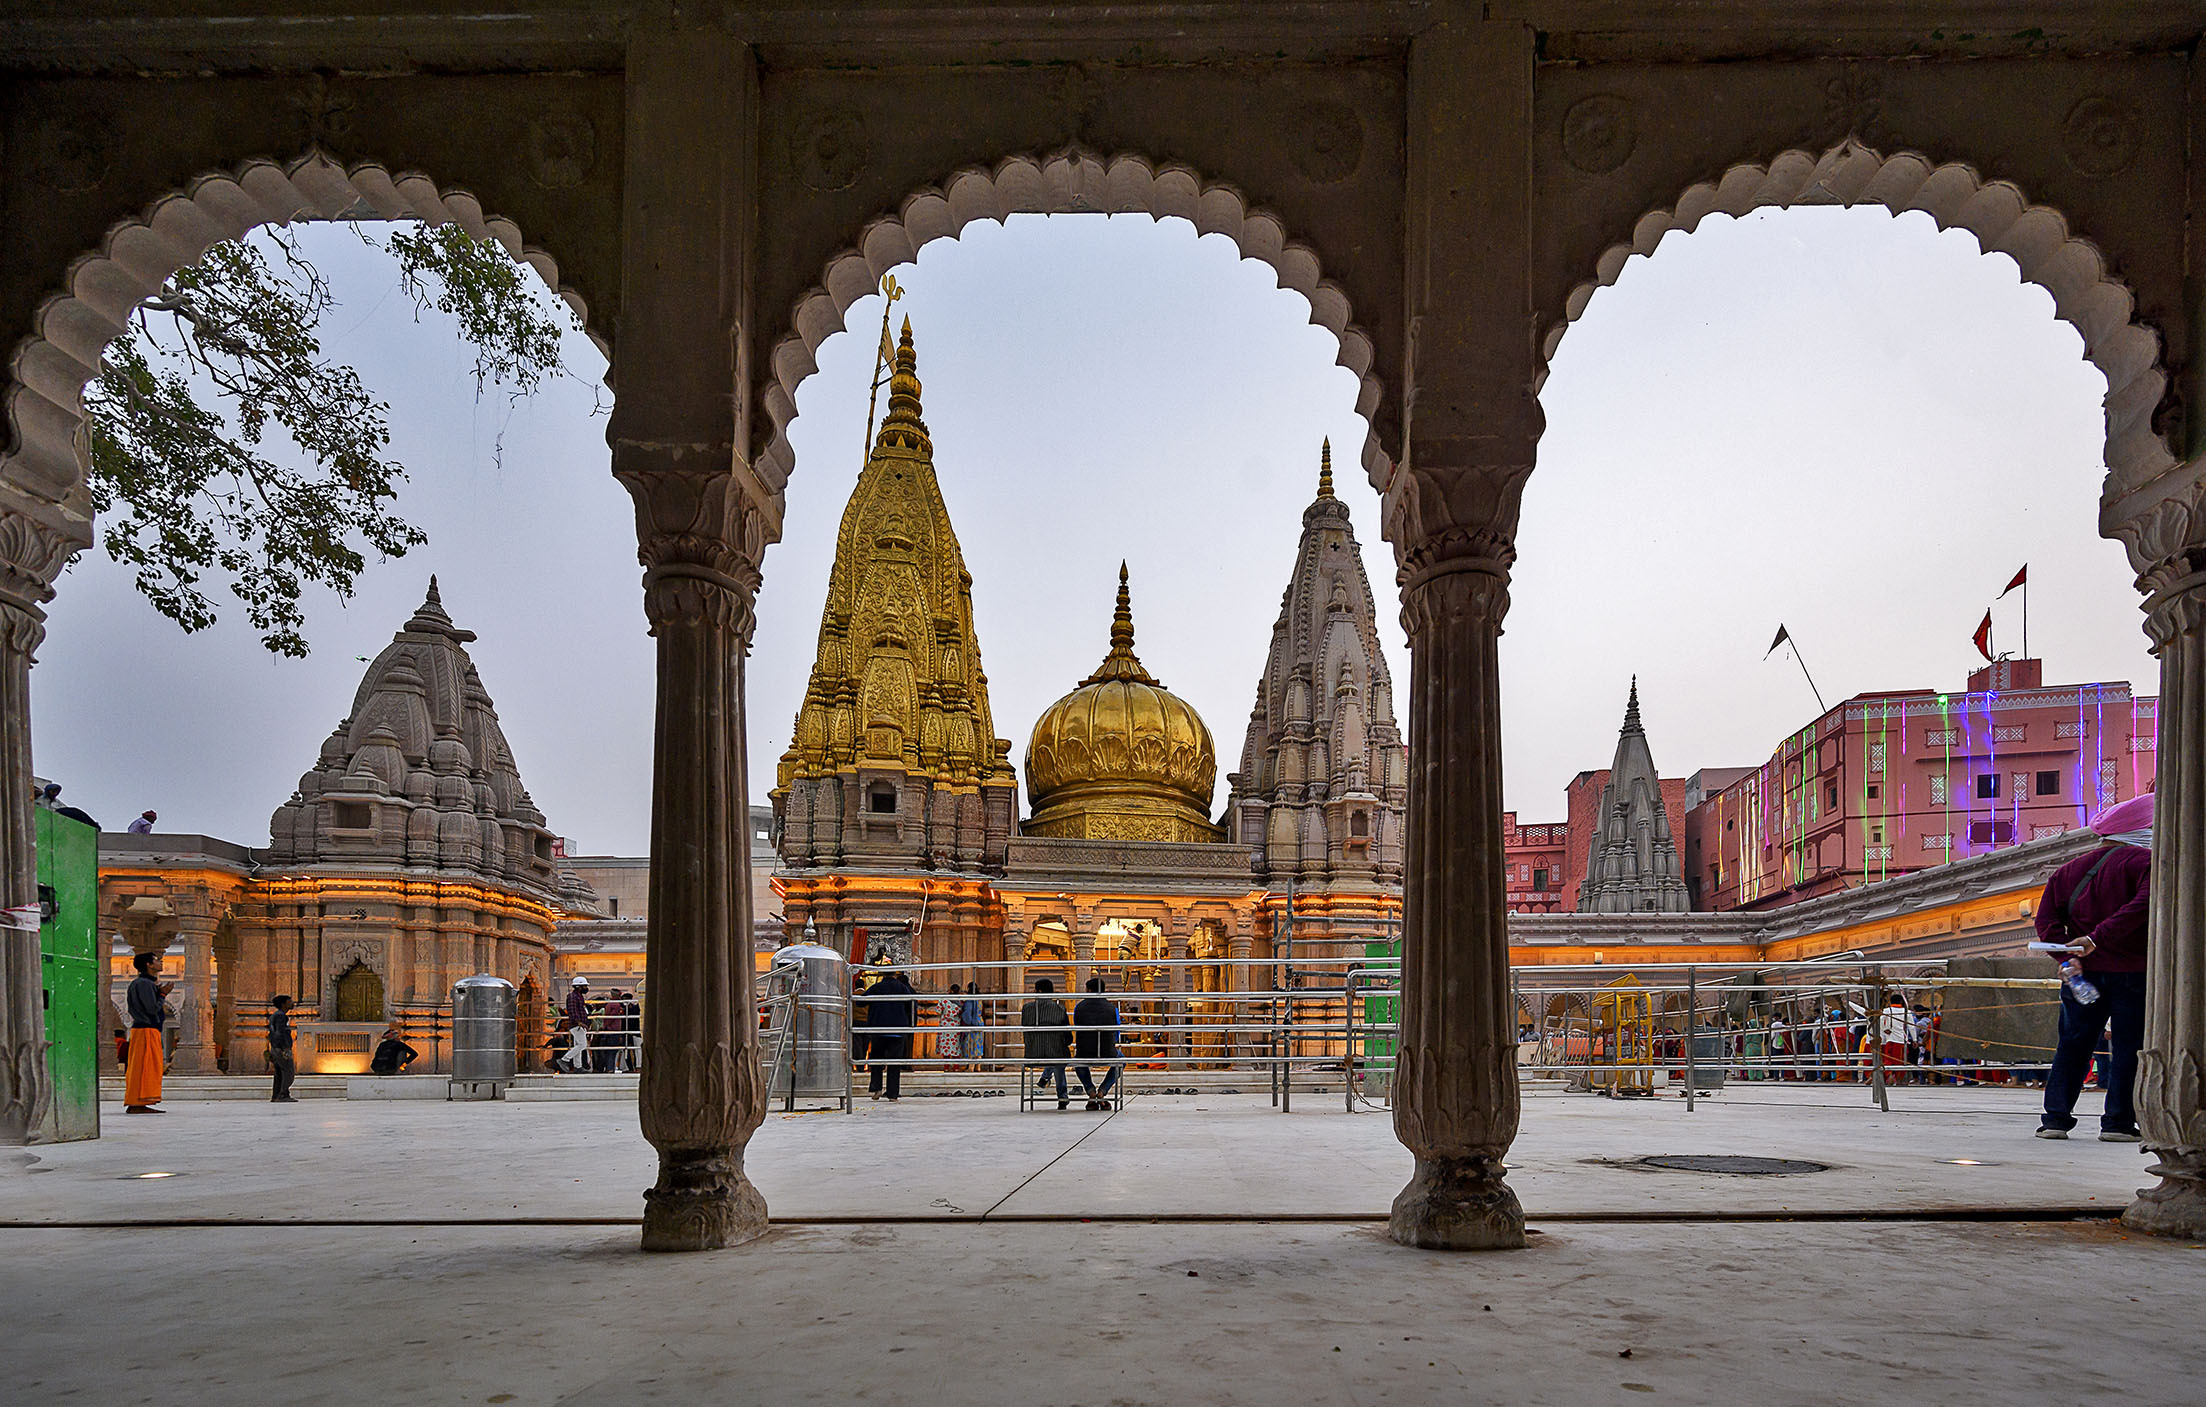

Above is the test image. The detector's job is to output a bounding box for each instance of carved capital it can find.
[2106,458,2206,589]
[0,505,86,658]
[1384,460,1529,574]
[2143,569,2206,653]
[1398,536,1512,642]
[619,469,773,642]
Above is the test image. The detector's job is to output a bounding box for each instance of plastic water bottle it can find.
[2060,960,2102,1006]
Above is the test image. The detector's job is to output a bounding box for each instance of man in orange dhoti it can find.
[123,952,170,1113]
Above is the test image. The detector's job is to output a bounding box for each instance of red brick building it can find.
[1684,660,2157,912]
[1507,660,2158,915]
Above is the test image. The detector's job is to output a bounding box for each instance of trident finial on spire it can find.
[1317,438,1334,500]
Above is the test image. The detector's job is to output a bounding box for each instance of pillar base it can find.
[1388,1154,1526,1250]
[640,1152,768,1252]
[2121,1153,2206,1239]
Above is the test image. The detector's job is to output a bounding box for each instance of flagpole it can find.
[860,273,904,462]
[2023,576,2029,660]
[1792,647,1828,715]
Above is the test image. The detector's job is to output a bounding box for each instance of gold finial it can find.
[1317,438,1334,499]
[1111,561,1134,652]
[1083,561,1160,686]
[880,316,924,437]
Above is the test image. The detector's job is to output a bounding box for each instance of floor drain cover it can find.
[1638,1154,1828,1176]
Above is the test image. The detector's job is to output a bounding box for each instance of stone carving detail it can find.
[791,108,868,192]
[1293,101,1364,184]
[1820,65,1888,147]
[31,114,116,193]
[527,108,597,190]
[1560,94,1634,174]
[293,73,355,149]
[2063,96,2143,179]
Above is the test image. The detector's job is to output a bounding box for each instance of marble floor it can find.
[6,1086,2194,1405]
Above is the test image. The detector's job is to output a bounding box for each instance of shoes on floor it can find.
[2100,1128,2142,1142]
[271,1096,299,1104]
[1057,1100,1069,1110]
[2035,1126,2068,1139]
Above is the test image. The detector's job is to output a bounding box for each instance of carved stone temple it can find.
[1575,680,1690,914]
[1228,440,1408,948]
[7,3,2206,1258]
[95,582,595,1078]
[773,324,1392,1015]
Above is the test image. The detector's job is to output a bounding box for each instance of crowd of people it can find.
[546,976,641,1073]
[848,972,1124,1110]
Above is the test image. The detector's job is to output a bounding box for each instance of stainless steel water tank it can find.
[772,942,848,1097]
[451,974,517,1085]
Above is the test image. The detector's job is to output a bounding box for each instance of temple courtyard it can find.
[7,1087,2201,1404]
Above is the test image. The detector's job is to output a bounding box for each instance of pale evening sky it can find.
[30,206,2149,855]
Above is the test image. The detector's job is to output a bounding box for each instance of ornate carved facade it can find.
[773,320,1018,875]
[96,584,590,1076]
[1228,442,1406,895]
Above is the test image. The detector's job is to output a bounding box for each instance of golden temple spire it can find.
[1317,437,1334,499]
[878,315,926,445]
[1083,561,1161,686]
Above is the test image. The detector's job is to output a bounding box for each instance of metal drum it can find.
[773,942,849,1098]
[450,974,517,1089]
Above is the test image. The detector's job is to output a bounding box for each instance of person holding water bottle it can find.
[2031,794,2154,1142]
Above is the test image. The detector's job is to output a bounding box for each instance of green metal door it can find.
[37,807,100,1142]
[1362,938,1399,1067]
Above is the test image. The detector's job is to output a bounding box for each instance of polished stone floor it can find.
[3,1084,2152,1223]
[6,1087,2196,1405]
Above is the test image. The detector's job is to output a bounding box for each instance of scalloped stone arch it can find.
[1545,143,2176,518]
[760,149,1390,516]
[1,151,604,518]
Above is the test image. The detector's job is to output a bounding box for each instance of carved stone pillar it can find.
[612,19,768,1252]
[0,503,81,1147]
[1166,906,1193,1061]
[2126,560,2206,1236]
[168,911,222,1074]
[624,470,773,1251]
[1388,546,1523,1250]
[1072,907,1097,991]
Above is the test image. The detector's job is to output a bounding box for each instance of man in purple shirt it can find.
[2034,795,2153,1141]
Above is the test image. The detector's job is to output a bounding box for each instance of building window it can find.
[2037,770,2060,796]
[1925,729,1959,748]
[1350,811,1369,838]
[2055,720,2089,740]
[868,785,898,815]
[331,800,372,829]
[1866,784,1880,800]
[1865,845,1892,862]
[2012,773,2030,803]
[1969,820,2016,846]
[1976,774,2000,799]
[607,896,619,917]
[1923,834,1954,852]
[1992,725,2026,743]
[2131,735,2157,752]
[2032,825,2068,841]
[1532,868,1548,890]
[1929,775,1947,806]
[1869,742,1886,774]
[1826,782,1838,809]
[1871,825,1884,843]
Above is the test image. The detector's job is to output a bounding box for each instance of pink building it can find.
[1500,812,1568,913]
[1685,659,2157,912]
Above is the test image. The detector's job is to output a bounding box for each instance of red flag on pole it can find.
[1999,565,2027,597]
[1972,610,1994,663]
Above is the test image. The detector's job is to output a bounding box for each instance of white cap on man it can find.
[573,976,588,987]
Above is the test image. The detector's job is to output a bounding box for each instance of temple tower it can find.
[1226,441,1406,891]
[245,579,573,1072]
[772,319,1016,964]
[1576,679,1690,914]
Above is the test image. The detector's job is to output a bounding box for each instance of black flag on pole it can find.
[1765,624,1791,658]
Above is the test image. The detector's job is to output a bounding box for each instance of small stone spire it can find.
[1623,676,1642,735]
[404,574,473,642]
[1083,561,1161,686]
[1317,438,1334,500]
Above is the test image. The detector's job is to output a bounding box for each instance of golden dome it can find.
[1024,565,1221,845]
